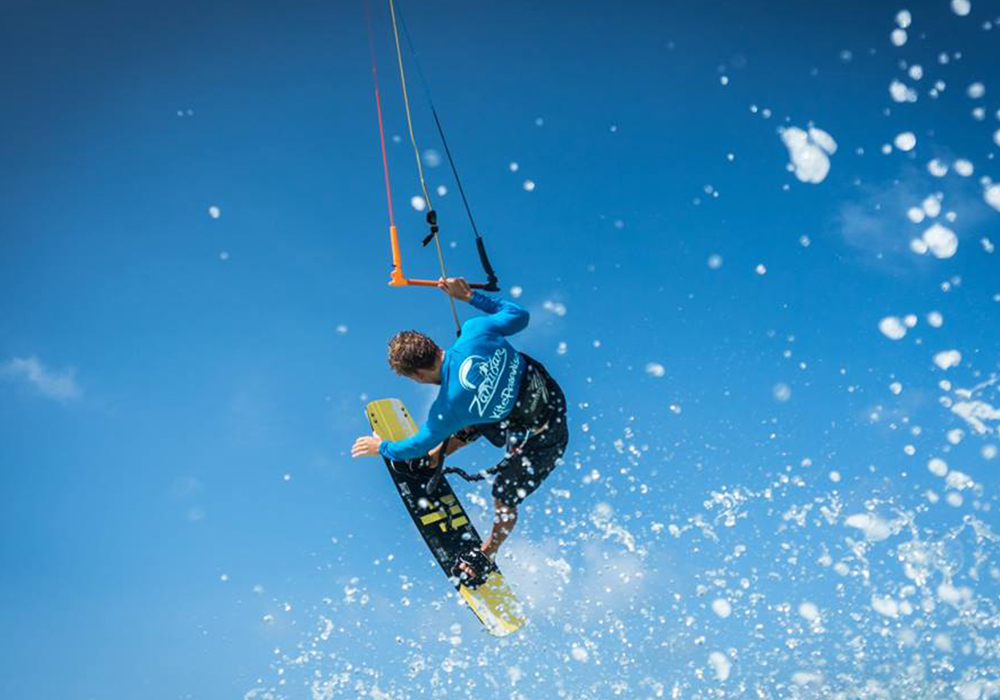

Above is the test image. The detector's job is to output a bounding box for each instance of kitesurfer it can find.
[351,277,568,584]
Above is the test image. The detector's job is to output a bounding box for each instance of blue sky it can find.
[2,0,999,697]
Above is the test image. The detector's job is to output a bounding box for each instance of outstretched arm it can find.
[353,432,468,468]
[438,277,529,337]
[352,403,457,463]
[378,421,444,462]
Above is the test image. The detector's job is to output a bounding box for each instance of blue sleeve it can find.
[468,291,529,336]
[378,403,455,462]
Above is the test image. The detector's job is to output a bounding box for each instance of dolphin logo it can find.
[459,355,489,392]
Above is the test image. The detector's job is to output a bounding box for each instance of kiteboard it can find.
[365,398,525,637]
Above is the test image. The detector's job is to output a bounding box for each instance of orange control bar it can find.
[388,225,494,290]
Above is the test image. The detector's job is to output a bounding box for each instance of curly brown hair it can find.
[387,330,440,376]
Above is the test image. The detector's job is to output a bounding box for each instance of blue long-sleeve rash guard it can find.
[378,292,529,462]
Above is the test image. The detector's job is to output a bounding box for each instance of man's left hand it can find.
[351,432,382,458]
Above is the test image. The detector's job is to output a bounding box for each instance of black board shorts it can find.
[490,417,568,507]
[457,355,568,508]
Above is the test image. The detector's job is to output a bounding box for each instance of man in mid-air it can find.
[351,277,568,583]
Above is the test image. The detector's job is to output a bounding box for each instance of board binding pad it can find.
[366,398,525,637]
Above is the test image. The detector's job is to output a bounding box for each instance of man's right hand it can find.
[437,277,473,302]
[351,432,382,458]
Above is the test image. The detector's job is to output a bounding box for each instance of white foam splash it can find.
[933,350,962,370]
[780,126,837,183]
[879,316,907,340]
